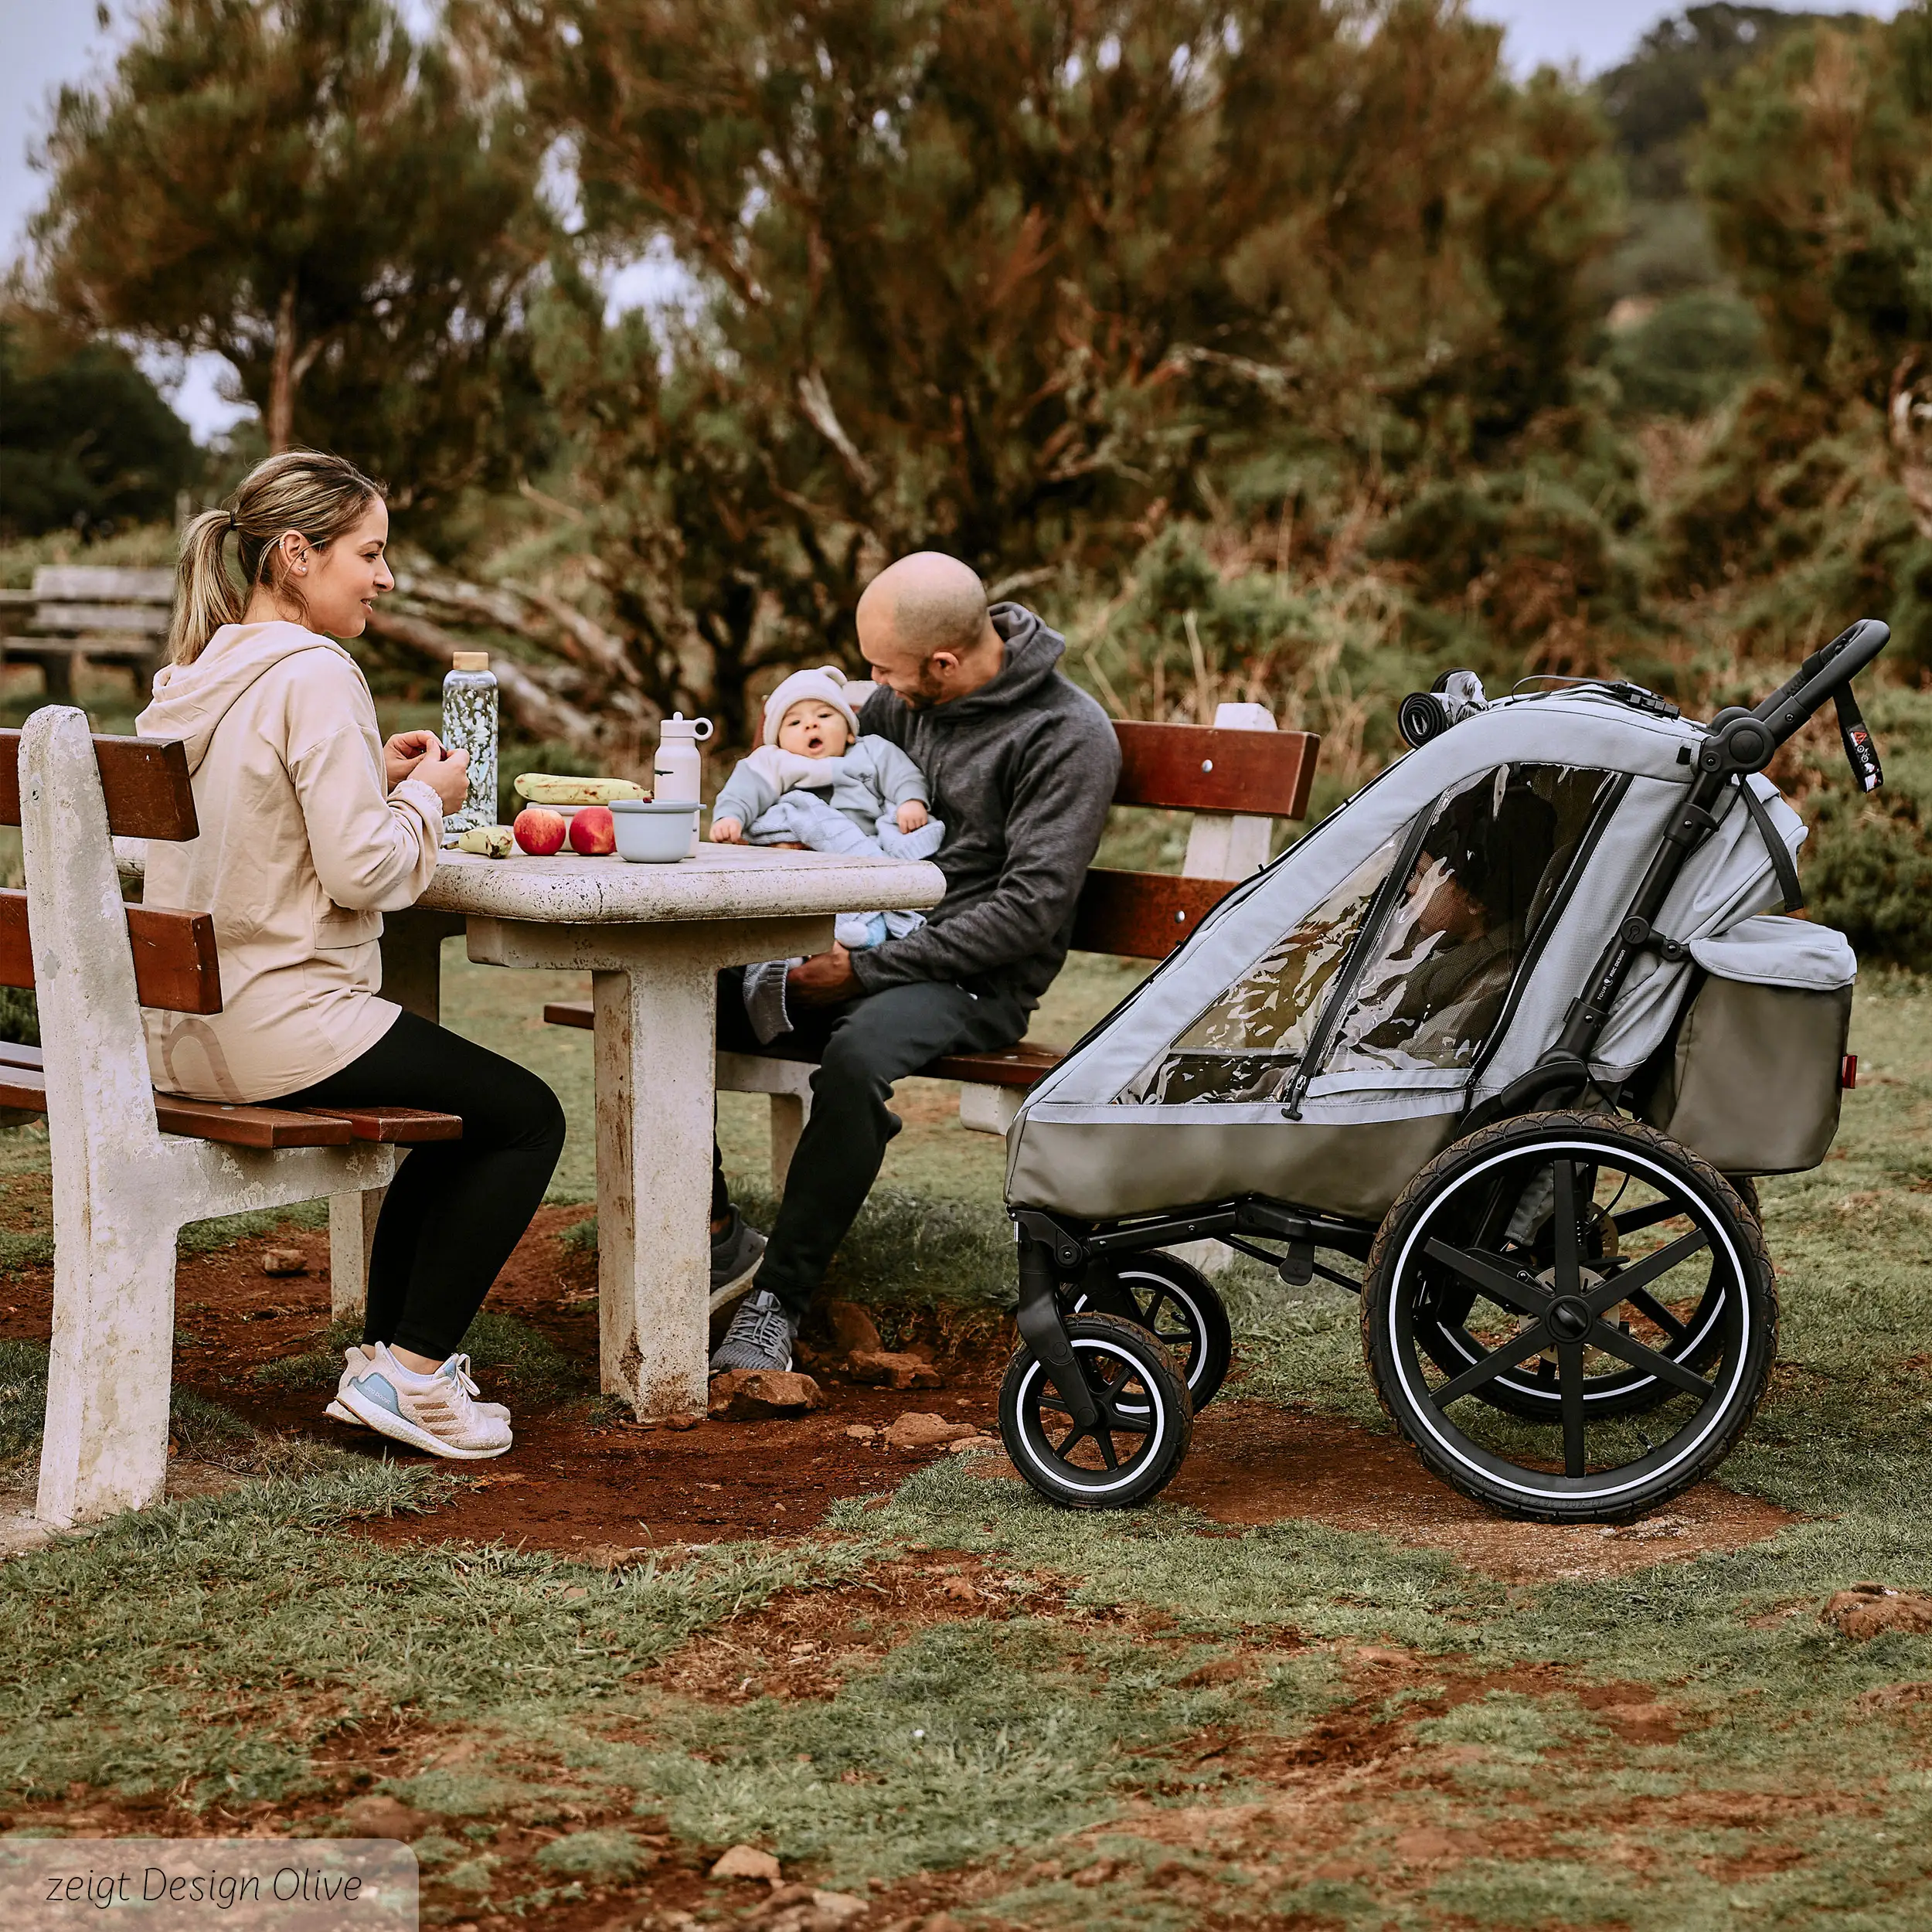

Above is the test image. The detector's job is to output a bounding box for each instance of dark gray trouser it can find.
[711,969,1029,1321]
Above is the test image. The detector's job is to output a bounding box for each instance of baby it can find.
[712,667,944,1038]
[712,665,937,862]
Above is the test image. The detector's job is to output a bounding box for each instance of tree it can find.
[27,0,553,526]
[491,0,1617,737]
[0,313,199,537]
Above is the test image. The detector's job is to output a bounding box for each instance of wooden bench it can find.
[0,567,173,700]
[5,709,460,1529]
[542,702,1319,1180]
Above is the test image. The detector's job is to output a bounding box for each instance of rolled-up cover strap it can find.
[1736,775,1804,913]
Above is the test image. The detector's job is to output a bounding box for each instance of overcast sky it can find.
[1,0,1907,440]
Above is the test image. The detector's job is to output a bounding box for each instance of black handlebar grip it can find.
[1752,618,1889,746]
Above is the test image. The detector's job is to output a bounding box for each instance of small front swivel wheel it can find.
[999,1312,1193,1510]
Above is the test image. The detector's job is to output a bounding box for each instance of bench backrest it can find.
[0,726,221,1015]
[1076,716,1320,959]
[27,567,175,640]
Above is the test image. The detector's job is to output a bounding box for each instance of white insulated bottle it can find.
[652,711,713,855]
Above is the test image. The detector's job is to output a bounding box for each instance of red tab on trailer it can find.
[1842,1054,1859,1089]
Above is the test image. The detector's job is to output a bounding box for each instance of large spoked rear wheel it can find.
[1067,1251,1233,1412]
[1362,1111,1776,1523]
[999,1313,1193,1511]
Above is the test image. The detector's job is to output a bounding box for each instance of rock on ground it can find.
[846,1349,943,1390]
[883,1411,979,1449]
[708,1370,825,1421]
[822,1298,883,1355]
[709,1843,781,1881]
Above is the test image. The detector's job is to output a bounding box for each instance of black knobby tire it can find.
[1410,1160,1767,1425]
[1068,1251,1234,1412]
[999,1312,1194,1511]
[1361,1111,1777,1524]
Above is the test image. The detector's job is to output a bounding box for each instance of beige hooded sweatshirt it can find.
[135,621,443,1104]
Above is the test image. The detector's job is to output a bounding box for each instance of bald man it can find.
[709,553,1121,1372]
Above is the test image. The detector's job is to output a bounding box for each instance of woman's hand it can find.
[384,730,444,791]
[896,799,930,833]
[420,746,471,815]
[711,816,744,844]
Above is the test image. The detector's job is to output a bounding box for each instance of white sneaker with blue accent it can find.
[327,1347,509,1428]
[333,1344,513,1459]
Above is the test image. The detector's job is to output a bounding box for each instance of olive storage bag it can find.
[1638,916,1855,1175]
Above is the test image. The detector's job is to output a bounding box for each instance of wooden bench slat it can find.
[30,567,175,600]
[0,731,198,841]
[307,1105,463,1143]
[921,1043,1063,1088]
[0,1058,358,1148]
[1071,869,1236,960]
[0,1045,455,1144]
[545,1001,594,1031]
[28,606,172,638]
[1112,720,1318,818]
[0,892,223,1013]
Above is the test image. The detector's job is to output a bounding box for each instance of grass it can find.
[0,866,1929,1917]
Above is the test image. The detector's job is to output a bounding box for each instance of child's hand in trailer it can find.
[896,799,930,833]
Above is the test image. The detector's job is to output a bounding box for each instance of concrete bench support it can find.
[25,708,391,1528]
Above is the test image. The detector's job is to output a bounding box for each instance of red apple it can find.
[570,804,616,855]
[513,807,568,855]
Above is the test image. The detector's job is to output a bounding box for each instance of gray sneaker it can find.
[710,1208,767,1298]
[710,1287,797,1373]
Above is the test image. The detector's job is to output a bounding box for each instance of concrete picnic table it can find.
[125,840,944,1419]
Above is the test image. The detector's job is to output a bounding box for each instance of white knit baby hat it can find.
[762,665,860,746]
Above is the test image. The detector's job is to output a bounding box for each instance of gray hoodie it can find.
[851,603,1120,1016]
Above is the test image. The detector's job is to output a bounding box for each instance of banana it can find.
[514,774,648,806]
[455,825,515,858]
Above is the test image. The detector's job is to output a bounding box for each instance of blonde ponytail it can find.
[168,448,384,665]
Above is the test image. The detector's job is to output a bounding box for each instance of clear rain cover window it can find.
[1117,763,1612,1106]
[1323,764,1612,1074]
[1117,833,1403,1104]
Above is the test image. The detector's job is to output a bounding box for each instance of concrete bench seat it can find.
[3,712,459,1529]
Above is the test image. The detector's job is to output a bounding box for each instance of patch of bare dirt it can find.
[0,1208,1009,1555]
[1150,1399,1793,1583]
[651,1555,1071,1704]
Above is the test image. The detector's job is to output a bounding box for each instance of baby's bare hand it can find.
[711,817,744,844]
[896,800,930,833]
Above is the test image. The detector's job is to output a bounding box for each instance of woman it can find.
[139,448,566,1461]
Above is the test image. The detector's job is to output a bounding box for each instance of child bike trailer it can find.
[998,621,1887,1523]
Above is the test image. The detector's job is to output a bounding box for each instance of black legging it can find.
[279,1011,567,1361]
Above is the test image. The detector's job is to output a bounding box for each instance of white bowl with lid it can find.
[609,798,701,863]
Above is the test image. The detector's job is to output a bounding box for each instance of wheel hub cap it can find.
[1547,1295,1593,1343]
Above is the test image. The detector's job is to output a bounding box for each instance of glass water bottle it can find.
[440,650,498,842]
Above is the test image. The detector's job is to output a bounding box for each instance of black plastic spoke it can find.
[1588,1228,1711,1315]
[1605,1197,1689,1237]
[1625,1287,1692,1347]
[1097,1406,1154,1437]
[1095,1427,1120,1471]
[1558,1340,1587,1478]
[1552,1159,1580,1296]
[1431,1318,1553,1405]
[1054,1425,1086,1459]
[1423,1240,1552,1318]
[1587,1322,1716,1399]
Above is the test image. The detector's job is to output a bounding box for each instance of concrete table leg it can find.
[593,950,717,1417]
[328,906,464,1322]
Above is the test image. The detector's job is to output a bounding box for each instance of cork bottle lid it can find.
[451,651,490,672]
